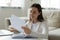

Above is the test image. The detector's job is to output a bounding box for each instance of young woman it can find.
[9,3,48,38]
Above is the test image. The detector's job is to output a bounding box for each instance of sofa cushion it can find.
[49,28,60,40]
[48,27,58,31]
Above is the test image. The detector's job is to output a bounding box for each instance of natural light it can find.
[0,0,25,7]
[41,0,60,9]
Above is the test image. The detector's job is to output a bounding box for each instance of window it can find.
[0,0,25,8]
[41,0,60,9]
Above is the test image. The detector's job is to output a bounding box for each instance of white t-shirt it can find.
[31,22,40,32]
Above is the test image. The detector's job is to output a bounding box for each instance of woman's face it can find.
[29,7,40,20]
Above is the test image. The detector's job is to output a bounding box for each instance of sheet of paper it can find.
[10,15,25,32]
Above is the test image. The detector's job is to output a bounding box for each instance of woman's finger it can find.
[22,27,28,30]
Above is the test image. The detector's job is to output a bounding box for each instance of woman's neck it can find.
[32,19,39,23]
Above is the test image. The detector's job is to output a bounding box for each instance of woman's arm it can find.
[30,23,48,38]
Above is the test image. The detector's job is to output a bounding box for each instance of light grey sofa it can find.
[42,9,60,40]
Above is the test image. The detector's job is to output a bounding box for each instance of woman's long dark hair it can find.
[31,3,44,22]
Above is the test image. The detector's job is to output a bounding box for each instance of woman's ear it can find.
[39,12,41,15]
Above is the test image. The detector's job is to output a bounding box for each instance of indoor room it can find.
[0,0,60,40]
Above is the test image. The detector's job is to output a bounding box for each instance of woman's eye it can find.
[30,10,37,14]
[33,11,35,13]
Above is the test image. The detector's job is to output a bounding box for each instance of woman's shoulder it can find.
[42,21,47,24]
[38,20,47,27]
[41,21,48,27]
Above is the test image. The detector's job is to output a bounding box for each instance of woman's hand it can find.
[22,26,31,34]
[8,26,19,33]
